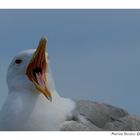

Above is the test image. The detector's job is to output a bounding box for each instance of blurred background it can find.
[0,10,140,115]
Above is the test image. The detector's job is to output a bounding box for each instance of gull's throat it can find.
[26,37,52,101]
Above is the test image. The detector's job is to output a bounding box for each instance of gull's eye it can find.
[15,59,22,64]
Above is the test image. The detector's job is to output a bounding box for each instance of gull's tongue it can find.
[35,72,46,88]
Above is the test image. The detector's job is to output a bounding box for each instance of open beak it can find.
[26,37,52,101]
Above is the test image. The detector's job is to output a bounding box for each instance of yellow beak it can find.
[26,37,52,101]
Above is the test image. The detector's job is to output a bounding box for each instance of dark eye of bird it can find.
[15,59,22,64]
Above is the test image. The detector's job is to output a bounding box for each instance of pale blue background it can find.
[0,10,140,115]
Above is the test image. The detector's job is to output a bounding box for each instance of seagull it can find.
[0,37,140,131]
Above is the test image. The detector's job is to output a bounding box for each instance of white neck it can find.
[5,62,76,130]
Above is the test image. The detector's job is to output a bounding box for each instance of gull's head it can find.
[7,37,52,101]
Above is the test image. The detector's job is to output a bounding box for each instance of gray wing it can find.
[61,100,140,131]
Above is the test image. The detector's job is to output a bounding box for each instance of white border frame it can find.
[0,0,140,9]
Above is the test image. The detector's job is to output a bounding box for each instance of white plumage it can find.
[0,37,140,131]
[0,37,75,130]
